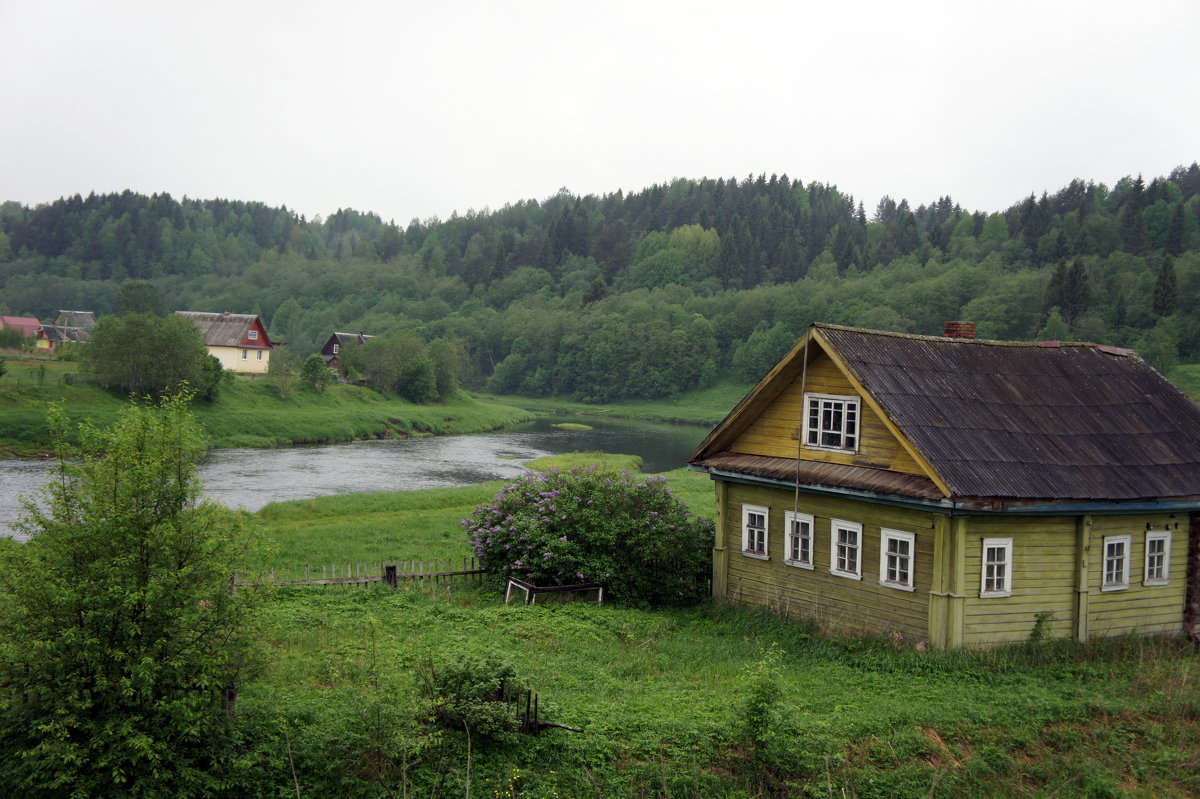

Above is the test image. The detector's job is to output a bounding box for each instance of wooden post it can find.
[1074,515,1092,642]
[711,481,729,601]
[1185,512,1200,643]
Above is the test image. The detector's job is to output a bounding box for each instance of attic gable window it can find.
[804,393,859,453]
[248,330,258,340]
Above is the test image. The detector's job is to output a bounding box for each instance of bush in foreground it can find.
[0,396,261,798]
[463,467,714,606]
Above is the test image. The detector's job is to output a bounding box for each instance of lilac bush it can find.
[462,467,714,606]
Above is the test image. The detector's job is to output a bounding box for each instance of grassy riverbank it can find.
[479,379,754,427]
[0,354,534,455]
[245,454,1200,797]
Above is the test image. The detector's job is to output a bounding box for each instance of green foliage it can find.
[0,327,23,348]
[463,466,714,605]
[117,279,164,316]
[83,312,218,398]
[417,651,522,737]
[0,396,261,797]
[301,352,335,391]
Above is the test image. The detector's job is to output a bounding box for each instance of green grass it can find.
[252,452,713,577]
[0,362,534,455]
[247,585,1200,798]
[479,378,754,426]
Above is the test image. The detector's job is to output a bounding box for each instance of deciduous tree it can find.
[0,397,259,797]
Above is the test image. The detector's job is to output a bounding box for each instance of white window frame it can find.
[803,392,860,454]
[248,329,258,340]
[332,343,340,354]
[879,529,916,591]
[741,505,769,560]
[829,519,862,580]
[783,511,814,569]
[1144,531,1171,586]
[241,348,248,360]
[980,537,1013,598]
[1102,534,1131,592]
[256,349,263,360]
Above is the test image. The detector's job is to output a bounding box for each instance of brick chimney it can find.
[944,321,976,339]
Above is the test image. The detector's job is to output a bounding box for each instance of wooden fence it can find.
[233,557,485,590]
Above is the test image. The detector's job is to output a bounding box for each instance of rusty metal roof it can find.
[694,451,945,500]
[817,325,1200,501]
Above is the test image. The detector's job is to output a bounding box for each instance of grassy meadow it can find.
[0,352,535,454]
[245,454,1200,798]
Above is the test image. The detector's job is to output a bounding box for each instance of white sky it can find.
[2,0,1197,224]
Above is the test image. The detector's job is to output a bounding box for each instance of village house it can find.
[176,311,274,374]
[0,315,42,338]
[52,310,97,330]
[320,331,373,372]
[35,324,90,351]
[689,322,1200,648]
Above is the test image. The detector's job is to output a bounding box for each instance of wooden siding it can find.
[962,516,1077,646]
[960,514,1186,645]
[1087,514,1185,637]
[731,355,926,475]
[722,483,934,639]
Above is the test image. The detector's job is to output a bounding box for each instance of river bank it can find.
[0,367,536,456]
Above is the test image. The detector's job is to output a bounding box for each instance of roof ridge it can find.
[814,322,1107,350]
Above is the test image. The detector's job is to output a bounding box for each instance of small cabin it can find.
[689,323,1200,648]
[36,324,90,350]
[176,311,274,374]
[320,331,374,372]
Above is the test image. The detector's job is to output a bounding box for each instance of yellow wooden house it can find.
[689,323,1200,648]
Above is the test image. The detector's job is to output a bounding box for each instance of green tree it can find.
[84,313,217,398]
[267,344,298,398]
[1153,254,1178,316]
[300,353,335,391]
[0,397,259,797]
[117,280,165,316]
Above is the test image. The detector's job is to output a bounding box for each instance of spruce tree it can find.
[1153,254,1178,316]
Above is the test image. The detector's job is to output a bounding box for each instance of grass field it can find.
[245,453,1200,798]
[479,379,754,427]
[0,353,535,454]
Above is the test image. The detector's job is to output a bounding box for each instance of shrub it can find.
[462,467,714,606]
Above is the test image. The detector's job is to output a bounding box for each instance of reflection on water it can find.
[1,416,707,541]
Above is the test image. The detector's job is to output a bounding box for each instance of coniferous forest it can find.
[2,164,1199,400]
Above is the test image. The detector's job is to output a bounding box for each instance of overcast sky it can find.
[2,0,1196,225]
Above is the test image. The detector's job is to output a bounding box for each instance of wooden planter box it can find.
[504,576,604,606]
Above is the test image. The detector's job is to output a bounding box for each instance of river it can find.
[0,416,708,541]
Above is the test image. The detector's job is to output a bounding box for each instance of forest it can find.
[1,163,1199,401]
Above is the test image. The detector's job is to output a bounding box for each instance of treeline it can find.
[2,164,1199,400]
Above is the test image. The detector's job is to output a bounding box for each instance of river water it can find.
[0,416,708,541]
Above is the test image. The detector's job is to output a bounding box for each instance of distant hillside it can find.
[1,164,1198,400]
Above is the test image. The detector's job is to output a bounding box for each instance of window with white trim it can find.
[830,520,862,579]
[257,349,263,360]
[879,529,915,591]
[980,538,1012,597]
[742,505,769,559]
[804,393,860,453]
[248,329,258,340]
[241,348,248,360]
[1144,531,1171,586]
[1102,534,1131,591]
[784,511,813,568]
[332,343,340,354]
